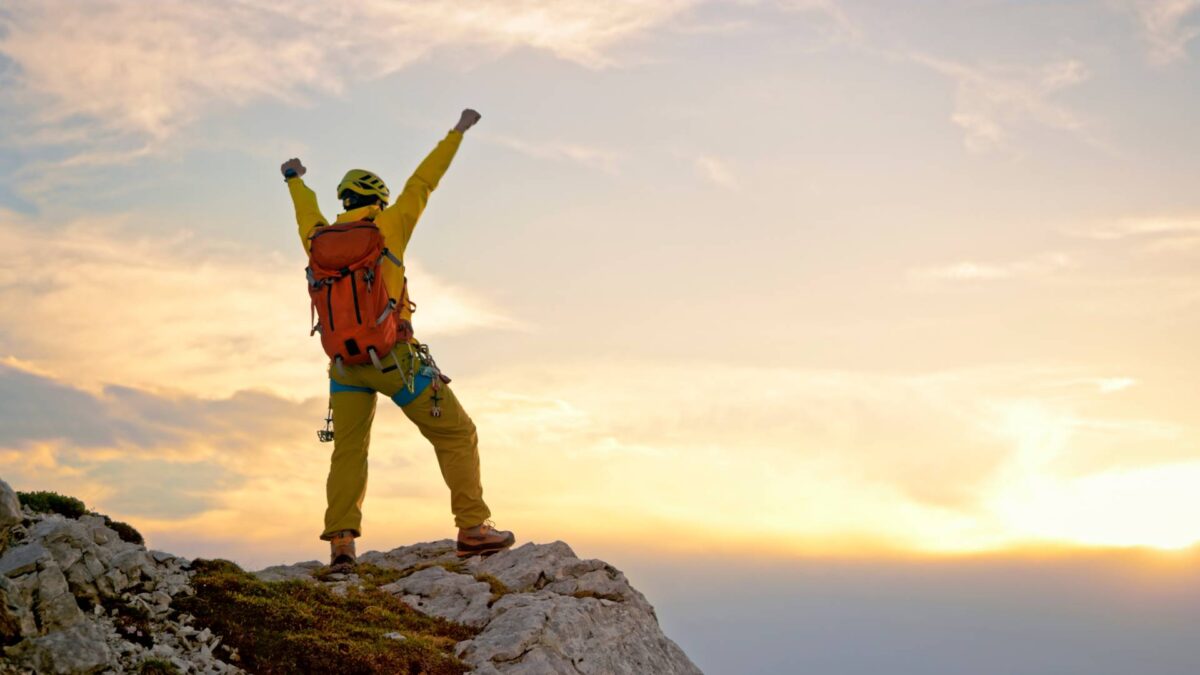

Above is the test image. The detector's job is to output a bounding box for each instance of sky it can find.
[2,1,1200,672]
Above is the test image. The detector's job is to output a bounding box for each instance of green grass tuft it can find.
[102,515,145,546]
[17,491,87,519]
[472,573,510,605]
[176,559,477,675]
[136,657,181,674]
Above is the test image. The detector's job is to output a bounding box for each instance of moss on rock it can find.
[176,559,477,675]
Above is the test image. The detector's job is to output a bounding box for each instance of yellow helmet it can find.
[337,169,389,205]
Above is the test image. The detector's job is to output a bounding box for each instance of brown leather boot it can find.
[456,520,516,558]
[329,530,357,572]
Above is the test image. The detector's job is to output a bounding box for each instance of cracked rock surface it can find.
[261,540,703,675]
[0,479,241,675]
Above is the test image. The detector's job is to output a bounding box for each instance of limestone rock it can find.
[472,541,654,612]
[35,561,84,632]
[358,539,461,569]
[0,542,51,579]
[0,480,20,536]
[380,565,493,627]
[5,621,111,674]
[363,540,702,674]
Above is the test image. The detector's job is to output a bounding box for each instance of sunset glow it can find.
[2,0,1199,569]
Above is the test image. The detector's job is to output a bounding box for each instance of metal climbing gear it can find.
[413,343,451,417]
[318,403,335,442]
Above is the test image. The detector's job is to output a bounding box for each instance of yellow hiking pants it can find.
[320,344,491,539]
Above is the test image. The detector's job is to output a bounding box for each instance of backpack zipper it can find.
[349,271,363,324]
[325,284,335,331]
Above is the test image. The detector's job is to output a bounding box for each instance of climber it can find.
[280,108,515,571]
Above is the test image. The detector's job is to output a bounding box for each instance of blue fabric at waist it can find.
[329,375,432,407]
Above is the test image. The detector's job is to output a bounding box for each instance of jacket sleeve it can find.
[287,177,329,255]
[375,130,464,257]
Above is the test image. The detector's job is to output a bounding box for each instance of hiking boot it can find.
[456,520,515,558]
[329,530,357,572]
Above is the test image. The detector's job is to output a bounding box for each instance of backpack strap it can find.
[376,298,397,326]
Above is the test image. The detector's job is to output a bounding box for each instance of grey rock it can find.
[77,515,118,547]
[0,542,51,578]
[471,541,652,612]
[457,590,701,675]
[109,546,155,583]
[30,517,93,550]
[35,561,84,631]
[380,566,493,627]
[64,555,103,605]
[252,560,324,583]
[0,479,20,534]
[0,575,33,641]
[5,621,111,674]
[2,573,38,637]
[357,539,460,570]
[45,538,84,571]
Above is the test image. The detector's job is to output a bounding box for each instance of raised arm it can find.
[280,157,329,254]
[375,109,481,255]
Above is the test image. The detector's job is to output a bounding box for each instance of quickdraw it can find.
[412,342,451,417]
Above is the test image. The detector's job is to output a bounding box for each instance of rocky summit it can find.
[0,478,701,674]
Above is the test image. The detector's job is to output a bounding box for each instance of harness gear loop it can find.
[334,356,346,378]
[368,347,384,371]
[413,343,449,417]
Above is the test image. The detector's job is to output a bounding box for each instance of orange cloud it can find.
[0,212,515,399]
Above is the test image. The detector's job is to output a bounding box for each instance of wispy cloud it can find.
[910,253,1075,283]
[0,1,697,157]
[0,211,516,399]
[481,133,620,173]
[775,0,861,44]
[911,54,1094,153]
[693,155,740,190]
[1115,0,1200,64]
[1072,216,1200,253]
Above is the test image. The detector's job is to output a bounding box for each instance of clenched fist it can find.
[280,158,306,179]
[454,109,482,133]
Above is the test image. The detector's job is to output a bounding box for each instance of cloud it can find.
[911,55,1094,153]
[1115,0,1200,64]
[1072,216,1200,254]
[0,0,697,155]
[775,0,860,44]
[3,352,1196,561]
[910,253,1075,283]
[0,211,516,399]
[0,360,318,519]
[693,155,740,190]
[481,133,620,173]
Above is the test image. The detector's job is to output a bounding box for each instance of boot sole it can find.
[456,537,515,558]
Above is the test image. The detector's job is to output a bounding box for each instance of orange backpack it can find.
[306,221,402,371]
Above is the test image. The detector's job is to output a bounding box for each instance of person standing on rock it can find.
[280,109,515,571]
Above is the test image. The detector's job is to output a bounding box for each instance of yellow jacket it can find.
[286,130,464,334]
